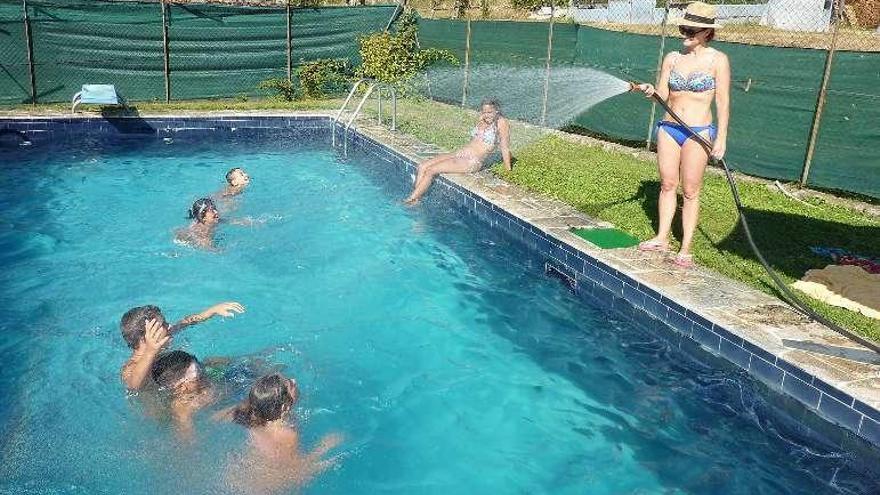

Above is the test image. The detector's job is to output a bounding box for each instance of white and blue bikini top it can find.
[471,121,499,147]
[668,51,717,93]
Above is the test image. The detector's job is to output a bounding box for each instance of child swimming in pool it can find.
[220,167,251,198]
[150,350,217,441]
[176,196,263,250]
[176,197,221,250]
[215,373,343,494]
[214,167,251,213]
[119,302,245,391]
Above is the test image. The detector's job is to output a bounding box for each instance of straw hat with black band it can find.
[673,2,721,29]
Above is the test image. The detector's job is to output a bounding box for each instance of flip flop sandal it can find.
[638,240,669,252]
[670,254,695,268]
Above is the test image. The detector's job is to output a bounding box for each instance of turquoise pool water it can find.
[0,131,878,494]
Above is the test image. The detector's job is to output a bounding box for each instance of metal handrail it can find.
[333,78,399,156]
[343,84,376,156]
[376,85,398,132]
[331,78,368,147]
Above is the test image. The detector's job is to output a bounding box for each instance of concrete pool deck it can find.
[1,110,878,450]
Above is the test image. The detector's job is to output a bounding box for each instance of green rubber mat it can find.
[570,227,640,249]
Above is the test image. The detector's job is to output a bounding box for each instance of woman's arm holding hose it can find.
[712,52,731,160]
[639,52,675,100]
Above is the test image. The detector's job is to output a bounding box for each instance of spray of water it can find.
[423,64,631,130]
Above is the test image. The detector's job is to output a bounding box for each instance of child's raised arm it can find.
[170,302,245,333]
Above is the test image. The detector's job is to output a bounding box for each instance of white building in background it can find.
[762,0,833,32]
[569,0,833,32]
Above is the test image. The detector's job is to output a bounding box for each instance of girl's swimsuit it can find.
[658,50,718,146]
[472,121,499,146]
[457,121,500,171]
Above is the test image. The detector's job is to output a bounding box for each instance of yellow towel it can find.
[792,265,880,320]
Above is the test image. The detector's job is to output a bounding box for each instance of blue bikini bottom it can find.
[656,121,717,147]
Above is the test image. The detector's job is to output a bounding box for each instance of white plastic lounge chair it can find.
[71,84,126,113]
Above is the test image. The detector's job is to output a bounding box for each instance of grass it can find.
[3,96,878,344]
[0,98,344,115]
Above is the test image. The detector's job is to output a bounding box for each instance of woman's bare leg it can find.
[677,131,711,256]
[648,129,683,246]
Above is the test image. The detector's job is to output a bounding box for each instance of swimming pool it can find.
[1,119,878,494]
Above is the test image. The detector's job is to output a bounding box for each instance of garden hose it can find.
[629,82,880,354]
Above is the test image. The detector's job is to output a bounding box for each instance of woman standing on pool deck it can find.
[634,2,730,268]
[404,98,511,205]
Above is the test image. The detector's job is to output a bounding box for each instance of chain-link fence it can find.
[0,0,399,105]
[415,0,880,199]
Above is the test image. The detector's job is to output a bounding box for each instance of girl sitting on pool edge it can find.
[404,98,511,205]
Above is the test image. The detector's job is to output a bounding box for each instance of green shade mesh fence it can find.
[0,0,397,104]
[418,18,880,200]
[1,1,878,199]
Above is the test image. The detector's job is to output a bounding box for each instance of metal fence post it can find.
[161,0,171,103]
[286,0,293,84]
[461,19,471,107]
[646,2,672,150]
[21,0,37,105]
[540,1,555,127]
[800,0,843,187]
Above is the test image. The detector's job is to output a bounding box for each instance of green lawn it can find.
[4,97,878,343]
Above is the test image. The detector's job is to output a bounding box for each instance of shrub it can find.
[511,0,546,9]
[357,11,457,93]
[298,58,353,98]
[257,77,298,102]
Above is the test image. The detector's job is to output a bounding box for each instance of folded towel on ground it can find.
[792,265,880,320]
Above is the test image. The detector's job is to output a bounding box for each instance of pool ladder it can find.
[331,78,397,157]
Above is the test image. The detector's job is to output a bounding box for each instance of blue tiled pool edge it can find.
[2,114,878,451]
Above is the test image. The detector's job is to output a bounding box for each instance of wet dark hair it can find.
[225,167,243,185]
[151,350,201,389]
[480,98,502,114]
[233,374,297,428]
[120,305,164,349]
[189,197,217,223]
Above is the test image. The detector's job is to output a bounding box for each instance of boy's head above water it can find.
[189,197,219,225]
[226,167,250,188]
[121,305,167,349]
[235,373,299,427]
[151,350,205,393]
